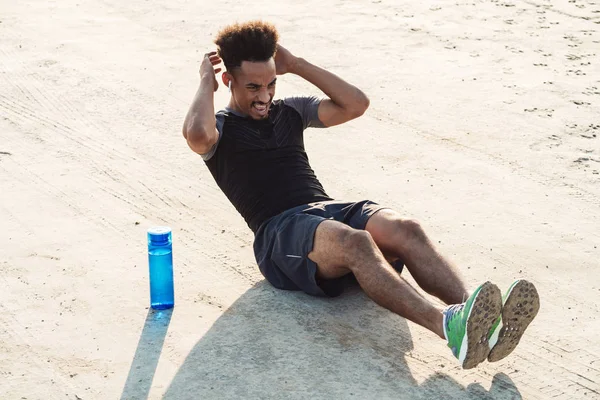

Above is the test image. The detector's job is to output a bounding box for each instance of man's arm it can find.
[275,45,370,128]
[183,52,222,155]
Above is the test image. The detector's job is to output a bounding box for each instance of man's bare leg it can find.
[363,209,538,367]
[308,220,446,339]
[365,209,469,305]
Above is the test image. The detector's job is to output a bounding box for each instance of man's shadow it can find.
[160,281,522,399]
[420,372,523,400]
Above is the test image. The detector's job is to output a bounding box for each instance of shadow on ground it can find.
[131,281,521,399]
[120,308,173,400]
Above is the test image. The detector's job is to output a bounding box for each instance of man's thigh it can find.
[309,202,405,275]
[255,212,358,297]
[253,202,403,296]
[307,219,357,280]
[309,216,405,280]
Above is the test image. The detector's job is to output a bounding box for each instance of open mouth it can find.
[252,102,270,117]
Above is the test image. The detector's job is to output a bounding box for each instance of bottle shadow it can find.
[159,281,522,399]
[120,308,173,400]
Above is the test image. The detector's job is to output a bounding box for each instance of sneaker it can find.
[487,279,540,362]
[443,281,502,369]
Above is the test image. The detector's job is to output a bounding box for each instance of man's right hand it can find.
[200,51,222,92]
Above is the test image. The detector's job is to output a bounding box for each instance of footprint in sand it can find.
[583,86,600,96]
[573,156,600,167]
[533,50,550,66]
[505,45,524,54]
[572,100,592,106]
[573,155,600,177]
[530,134,563,151]
[565,123,599,139]
[563,34,583,48]
[524,107,554,117]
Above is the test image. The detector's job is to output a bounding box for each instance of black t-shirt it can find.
[202,96,333,232]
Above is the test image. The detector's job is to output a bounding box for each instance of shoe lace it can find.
[443,303,465,355]
[444,303,464,323]
[443,303,465,334]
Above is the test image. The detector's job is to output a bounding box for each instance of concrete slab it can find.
[1,0,599,398]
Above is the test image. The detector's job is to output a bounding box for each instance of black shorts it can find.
[253,200,404,297]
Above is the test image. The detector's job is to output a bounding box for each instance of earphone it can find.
[228,81,232,93]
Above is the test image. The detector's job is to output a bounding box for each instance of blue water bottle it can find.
[147,227,174,309]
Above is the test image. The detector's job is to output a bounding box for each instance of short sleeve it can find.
[283,96,325,129]
[201,112,225,161]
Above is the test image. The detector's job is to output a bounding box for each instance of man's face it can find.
[229,59,277,120]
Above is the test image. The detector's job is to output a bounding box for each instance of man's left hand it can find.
[274,44,299,75]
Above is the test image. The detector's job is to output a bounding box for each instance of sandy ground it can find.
[1,0,599,399]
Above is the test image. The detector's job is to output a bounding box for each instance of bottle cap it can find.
[148,226,172,246]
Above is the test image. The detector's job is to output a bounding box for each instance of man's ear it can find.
[222,72,232,87]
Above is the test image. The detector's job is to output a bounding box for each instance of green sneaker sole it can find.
[488,280,540,362]
[462,282,502,369]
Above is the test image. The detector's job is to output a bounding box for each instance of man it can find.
[183,21,540,369]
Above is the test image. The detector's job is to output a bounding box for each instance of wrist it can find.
[199,73,215,91]
[288,57,305,75]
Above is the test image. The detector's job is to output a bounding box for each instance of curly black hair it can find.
[214,20,279,71]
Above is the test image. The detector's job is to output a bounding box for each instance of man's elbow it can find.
[183,126,214,155]
[350,92,370,118]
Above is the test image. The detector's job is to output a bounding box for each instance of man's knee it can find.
[340,229,374,258]
[337,229,389,275]
[314,223,375,261]
[310,222,376,278]
[392,218,427,247]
